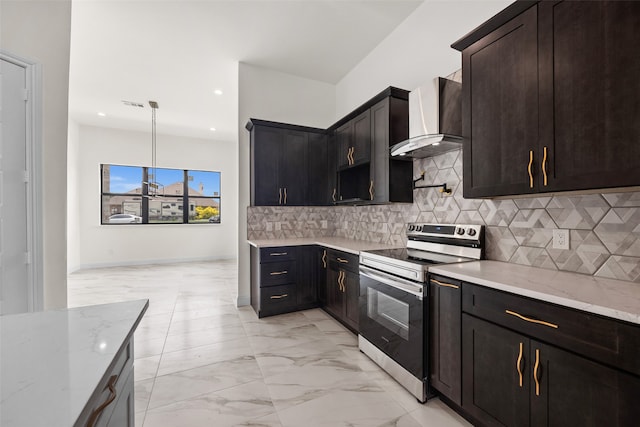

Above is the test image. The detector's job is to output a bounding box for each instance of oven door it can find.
[359,265,425,379]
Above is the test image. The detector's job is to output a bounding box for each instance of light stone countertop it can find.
[0,299,148,427]
[248,237,399,255]
[429,261,640,325]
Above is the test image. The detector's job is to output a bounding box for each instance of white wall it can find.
[1,0,72,309]
[67,120,81,272]
[69,125,238,271]
[335,0,512,117]
[237,63,336,305]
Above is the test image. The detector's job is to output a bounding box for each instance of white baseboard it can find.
[236,295,251,307]
[70,256,236,273]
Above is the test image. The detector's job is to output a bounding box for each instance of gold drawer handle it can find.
[322,250,327,268]
[269,252,288,256]
[87,374,118,427]
[505,310,558,329]
[270,294,289,299]
[337,257,349,263]
[283,187,287,205]
[542,146,548,186]
[369,180,374,200]
[534,348,541,396]
[431,279,459,289]
[528,150,534,188]
[517,342,524,387]
[269,270,288,276]
[278,187,282,204]
[332,188,337,202]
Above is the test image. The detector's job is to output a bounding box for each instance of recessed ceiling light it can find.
[97,112,106,117]
[210,127,216,131]
[213,89,223,96]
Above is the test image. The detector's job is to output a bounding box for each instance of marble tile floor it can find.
[67,260,472,427]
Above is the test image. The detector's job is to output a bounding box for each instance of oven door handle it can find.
[359,266,424,299]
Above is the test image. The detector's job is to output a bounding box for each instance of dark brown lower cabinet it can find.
[429,275,462,406]
[462,314,640,427]
[323,249,360,332]
[250,245,318,318]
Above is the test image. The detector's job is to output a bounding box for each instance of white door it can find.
[0,56,30,314]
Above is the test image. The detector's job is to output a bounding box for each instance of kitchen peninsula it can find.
[0,299,148,427]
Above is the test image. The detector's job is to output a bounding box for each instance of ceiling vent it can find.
[121,100,145,108]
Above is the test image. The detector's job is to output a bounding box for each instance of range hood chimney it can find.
[391,77,462,158]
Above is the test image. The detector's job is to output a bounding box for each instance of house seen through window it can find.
[101,164,221,224]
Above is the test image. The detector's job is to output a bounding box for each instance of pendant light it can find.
[148,100,161,197]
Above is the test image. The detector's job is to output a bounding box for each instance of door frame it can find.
[1,50,43,312]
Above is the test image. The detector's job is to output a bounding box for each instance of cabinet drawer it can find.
[76,340,133,427]
[260,246,296,262]
[327,249,358,273]
[260,284,297,310]
[260,261,296,287]
[462,283,640,376]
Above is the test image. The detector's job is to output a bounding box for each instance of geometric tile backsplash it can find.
[248,148,640,283]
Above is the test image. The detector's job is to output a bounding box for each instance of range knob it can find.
[467,228,477,237]
[456,227,465,235]
[408,225,415,231]
[415,225,423,232]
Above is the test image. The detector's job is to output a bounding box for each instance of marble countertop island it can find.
[248,237,399,255]
[430,261,640,325]
[0,299,148,427]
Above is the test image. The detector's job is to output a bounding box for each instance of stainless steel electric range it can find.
[358,223,484,402]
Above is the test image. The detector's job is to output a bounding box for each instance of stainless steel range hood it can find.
[391,77,462,158]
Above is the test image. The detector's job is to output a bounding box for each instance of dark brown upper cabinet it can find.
[453,0,640,198]
[331,87,412,205]
[248,87,412,207]
[247,119,327,206]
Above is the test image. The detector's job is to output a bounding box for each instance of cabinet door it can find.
[307,132,330,205]
[538,1,640,193]
[280,130,308,205]
[351,109,371,165]
[251,126,282,206]
[462,5,539,198]
[429,276,462,405]
[343,269,360,332]
[462,314,530,427]
[296,246,318,308]
[325,266,344,321]
[336,121,352,169]
[317,248,328,306]
[530,340,640,427]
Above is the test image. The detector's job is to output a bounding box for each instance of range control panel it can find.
[406,223,484,241]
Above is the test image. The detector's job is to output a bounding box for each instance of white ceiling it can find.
[69,0,423,142]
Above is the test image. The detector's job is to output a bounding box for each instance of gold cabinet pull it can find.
[349,147,355,165]
[534,348,541,396]
[337,257,349,264]
[431,279,459,289]
[278,188,282,205]
[283,187,287,205]
[269,252,287,256]
[517,342,524,387]
[270,294,289,299]
[337,270,344,291]
[332,188,337,202]
[542,146,548,186]
[505,310,558,329]
[369,180,374,200]
[87,375,118,427]
[340,271,346,292]
[269,270,288,276]
[528,150,534,188]
[322,250,327,268]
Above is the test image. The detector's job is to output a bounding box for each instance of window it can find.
[101,164,221,225]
